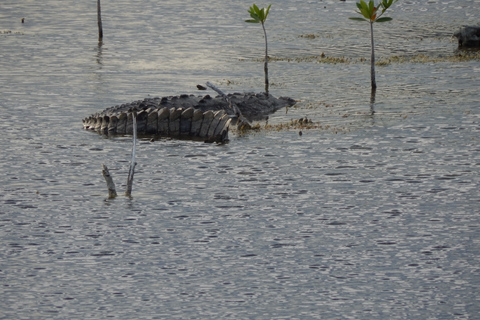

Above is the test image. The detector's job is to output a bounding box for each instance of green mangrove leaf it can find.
[368,0,375,13]
[248,11,259,21]
[349,17,368,22]
[356,2,369,18]
[381,0,398,10]
[258,9,266,20]
[354,0,377,21]
[351,0,397,23]
[375,17,393,22]
[265,4,271,19]
[247,3,271,24]
[252,4,260,16]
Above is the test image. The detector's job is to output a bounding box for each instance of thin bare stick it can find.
[125,112,137,197]
[97,0,103,41]
[205,82,251,128]
[102,164,117,198]
[206,82,232,108]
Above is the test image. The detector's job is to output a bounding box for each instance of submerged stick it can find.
[102,164,117,198]
[125,112,137,197]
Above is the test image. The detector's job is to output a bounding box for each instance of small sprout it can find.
[246,4,272,94]
[349,0,398,90]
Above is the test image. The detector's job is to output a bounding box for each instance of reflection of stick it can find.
[102,164,117,198]
[125,112,137,197]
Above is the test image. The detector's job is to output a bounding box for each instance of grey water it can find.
[1,0,480,319]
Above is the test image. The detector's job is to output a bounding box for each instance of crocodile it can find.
[83,92,296,143]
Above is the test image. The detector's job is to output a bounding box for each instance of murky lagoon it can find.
[1,0,479,319]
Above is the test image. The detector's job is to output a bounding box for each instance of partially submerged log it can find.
[454,25,480,48]
[83,92,296,143]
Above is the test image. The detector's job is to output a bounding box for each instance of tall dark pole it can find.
[97,0,103,41]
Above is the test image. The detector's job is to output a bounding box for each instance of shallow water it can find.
[1,0,480,319]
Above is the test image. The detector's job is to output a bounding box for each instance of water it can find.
[1,0,480,319]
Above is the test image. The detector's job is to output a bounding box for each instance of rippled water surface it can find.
[1,0,480,319]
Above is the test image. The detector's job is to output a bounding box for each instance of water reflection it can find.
[96,41,103,66]
[370,87,376,116]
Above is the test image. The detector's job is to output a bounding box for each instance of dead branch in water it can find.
[102,112,137,199]
[205,81,251,129]
[125,112,137,197]
[102,164,117,199]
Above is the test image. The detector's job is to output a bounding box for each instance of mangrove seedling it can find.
[246,4,272,95]
[349,0,398,91]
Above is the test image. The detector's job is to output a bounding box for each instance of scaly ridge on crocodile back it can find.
[83,92,296,143]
